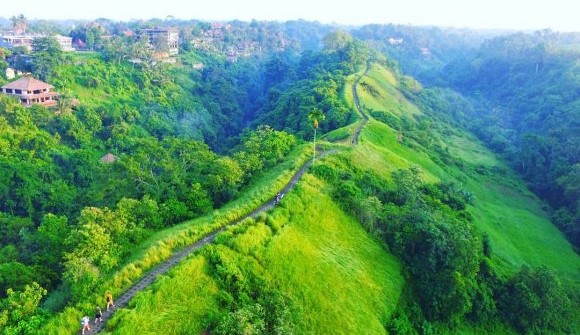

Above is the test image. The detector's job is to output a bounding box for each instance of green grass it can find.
[264,175,403,333]
[102,174,404,334]
[446,134,501,167]
[353,120,447,182]
[466,176,579,278]
[106,257,220,334]
[357,64,420,118]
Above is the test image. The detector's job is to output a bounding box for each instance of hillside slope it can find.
[107,175,404,334]
[348,63,579,278]
[39,59,578,335]
[106,62,577,334]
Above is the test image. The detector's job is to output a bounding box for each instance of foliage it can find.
[499,266,578,334]
[205,243,296,335]
[0,282,47,334]
[318,163,483,324]
[0,34,298,331]
[234,125,296,181]
[255,63,354,138]
[422,30,580,249]
[31,37,66,81]
[2,20,578,335]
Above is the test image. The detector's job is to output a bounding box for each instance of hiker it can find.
[81,315,90,334]
[275,192,281,204]
[105,291,115,311]
[94,306,103,324]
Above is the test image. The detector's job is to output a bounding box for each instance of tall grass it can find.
[107,257,220,335]
[97,174,404,334]
[263,175,403,334]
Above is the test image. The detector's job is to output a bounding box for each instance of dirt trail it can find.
[351,61,371,145]
[89,62,370,334]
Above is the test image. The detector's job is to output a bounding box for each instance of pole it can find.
[313,127,317,164]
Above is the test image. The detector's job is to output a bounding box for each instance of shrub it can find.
[499,266,576,334]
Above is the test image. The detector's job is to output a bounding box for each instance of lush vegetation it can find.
[100,174,404,335]
[254,32,369,138]
[438,31,580,248]
[0,33,312,334]
[353,26,580,249]
[0,17,578,334]
[323,61,578,333]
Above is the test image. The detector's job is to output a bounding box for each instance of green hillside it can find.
[3,27,578,334]
[348,64,579,278]
[71,61,578,334]
[106,175,403,334]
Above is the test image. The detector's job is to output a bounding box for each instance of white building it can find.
[53,35,74,52]
[0,34,74,52]
[140,28,179,56]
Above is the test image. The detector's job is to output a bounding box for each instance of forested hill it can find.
[0,22,365,334]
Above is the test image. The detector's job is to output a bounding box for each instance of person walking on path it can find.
[106,291,115,311]
[81,315,90,334]
[94,306,103,324]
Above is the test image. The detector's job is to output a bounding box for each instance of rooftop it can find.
[1,75,54,91]
[101,153,119,164]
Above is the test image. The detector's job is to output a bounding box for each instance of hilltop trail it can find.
[89,62,370,334]
[351,60,370,145]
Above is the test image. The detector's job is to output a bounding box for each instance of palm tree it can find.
[308,108,325,163]
[10,14,27,34]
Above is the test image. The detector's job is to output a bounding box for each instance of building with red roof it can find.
[0,75,59,107]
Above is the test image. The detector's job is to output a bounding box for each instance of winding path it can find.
[350,60,371,145]
[89,62,370,334]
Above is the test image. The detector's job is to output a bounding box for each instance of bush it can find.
[499,266,577,334]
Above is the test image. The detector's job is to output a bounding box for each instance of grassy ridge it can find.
[103,174,403,334]
[264,175,403,333]
[357,64,420,117]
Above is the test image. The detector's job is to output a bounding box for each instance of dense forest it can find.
[0,17,578,334]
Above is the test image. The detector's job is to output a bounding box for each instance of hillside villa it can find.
[0,75,59,107]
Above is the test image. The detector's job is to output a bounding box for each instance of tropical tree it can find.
[308,108,325,163]
[10,14,27,34]
[55,89,74,114]
[31,37,64,81]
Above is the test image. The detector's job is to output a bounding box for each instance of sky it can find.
[2,0,579,32]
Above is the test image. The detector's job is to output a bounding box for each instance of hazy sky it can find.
[3,0,579,32]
